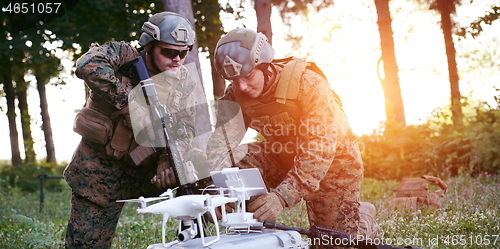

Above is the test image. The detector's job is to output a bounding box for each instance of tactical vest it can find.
[74,54,195,166]
[234,57,343,147]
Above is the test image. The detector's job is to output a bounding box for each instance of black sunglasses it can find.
[160,47,189,59]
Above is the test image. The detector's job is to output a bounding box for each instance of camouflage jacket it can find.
[74,41,196,136]
[207,64,363,208]
[65,41,196,206]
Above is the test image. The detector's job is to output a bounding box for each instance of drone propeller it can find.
[204,187,264,192]
[160,188,175,198]
[206,196,238,208]
[116,196,168,203]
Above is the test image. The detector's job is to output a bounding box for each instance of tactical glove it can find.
[151,154,178,189]
[247,192,286,222]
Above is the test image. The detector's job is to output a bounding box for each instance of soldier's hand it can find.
[207,203,235,223]
[247,192,286,222]
[151,154,177,189]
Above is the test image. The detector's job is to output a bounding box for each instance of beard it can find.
[162,63,182,78]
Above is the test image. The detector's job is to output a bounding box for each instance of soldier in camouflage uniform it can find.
[64,12,201,248]
[207,28,365,248]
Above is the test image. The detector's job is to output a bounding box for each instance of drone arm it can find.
[161,213,170,248]
[209,209,220,243]
[221,203,228,222]
[200,210,220,247]
[240,197,246,214]
[238,193,247,222]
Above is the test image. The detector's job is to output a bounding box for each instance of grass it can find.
[0,174,499,249]
[361,172,500,249]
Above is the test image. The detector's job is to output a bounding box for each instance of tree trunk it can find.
[374,0,406,126]
[2,65,23,166]
[440,11,463,126]
[36,75,57,164]
[16,75,36,165]
[255,0,273,44]
[163,0,212,151]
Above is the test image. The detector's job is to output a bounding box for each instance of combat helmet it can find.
[139,11,195,50]
[214,28,274,80]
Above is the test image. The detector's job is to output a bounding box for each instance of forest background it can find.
[1,1,499,248]
[1,0,499,183]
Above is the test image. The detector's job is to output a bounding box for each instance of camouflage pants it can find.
[64,141,166,248]
[233,142,362,248]
[65,192,124,249]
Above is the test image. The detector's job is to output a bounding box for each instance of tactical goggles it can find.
[160,47,189,59]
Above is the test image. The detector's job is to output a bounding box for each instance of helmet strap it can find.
[146,43,162,75]
[257,63,273,85]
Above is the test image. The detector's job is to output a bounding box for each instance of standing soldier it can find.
[207,28,379,248]
[64,12,203,248]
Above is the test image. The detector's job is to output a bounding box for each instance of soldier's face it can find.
[232,68,265,98]
[147,43,188,74]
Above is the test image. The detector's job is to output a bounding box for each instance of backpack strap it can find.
[272,56,334,105]
[421,175,448,197]
[275,58,308,103]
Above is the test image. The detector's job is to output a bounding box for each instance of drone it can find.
[117,168,307,249]
[119,168,424,249]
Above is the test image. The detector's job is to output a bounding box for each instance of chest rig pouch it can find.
[73,92,134,161]
[73,57,138,161]
[73,101,113,145]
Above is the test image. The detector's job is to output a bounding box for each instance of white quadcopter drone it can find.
[118,168,308,249]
